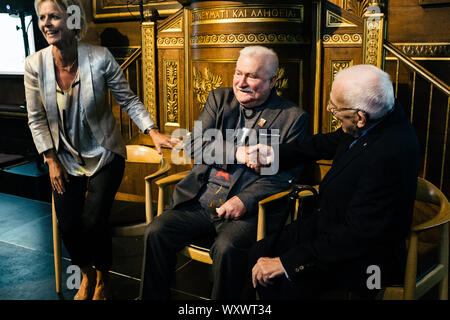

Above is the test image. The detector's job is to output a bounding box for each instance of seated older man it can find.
[141,46,309,300]
[248,64,420,299]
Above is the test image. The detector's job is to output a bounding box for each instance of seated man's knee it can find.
[144,215,165,243]
[144,210,183,249]
[211,237,244,261]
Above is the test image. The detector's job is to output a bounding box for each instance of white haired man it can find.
[248,64,420,299]
[142,46,309,299]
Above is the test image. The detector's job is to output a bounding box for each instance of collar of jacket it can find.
[320,100,406,191]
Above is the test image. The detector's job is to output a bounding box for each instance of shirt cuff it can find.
[144,124,158,134]
[282,262,292,281]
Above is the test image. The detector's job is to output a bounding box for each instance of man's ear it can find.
[269,74,278,89]
[356,111,367,128]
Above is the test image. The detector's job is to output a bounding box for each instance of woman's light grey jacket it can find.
[24,43,155,159]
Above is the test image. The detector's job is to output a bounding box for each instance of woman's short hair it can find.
[239,46,279,80]
[335,64,395,120]
[34,0,87,41]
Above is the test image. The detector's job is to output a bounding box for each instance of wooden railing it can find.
[383,41,450,194]
[107,47,143,141]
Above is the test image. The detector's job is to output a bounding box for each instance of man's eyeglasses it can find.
[328,99,365,118]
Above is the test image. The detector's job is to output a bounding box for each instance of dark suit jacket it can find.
[277,102,420,290]
[171,87,309,216]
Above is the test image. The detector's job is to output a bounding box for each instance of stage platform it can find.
[0,160,51,202]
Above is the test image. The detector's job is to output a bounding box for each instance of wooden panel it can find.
[387,0,450,43]
[80,0,143,46]
[319,1,364,133]
[157,11,186,134]
[186,1,312,130]
[0,76,26,106]
[158,50,186,133]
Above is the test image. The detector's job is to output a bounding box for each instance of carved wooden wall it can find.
[142,0,386,136]
[312,0,385,176]
[138,0,449,193]
[320,1,364,134]
[143,0,312,134]
[318,0,384,134]
[155,10,186,134]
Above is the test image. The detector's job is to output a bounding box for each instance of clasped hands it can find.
[235,144,274,172]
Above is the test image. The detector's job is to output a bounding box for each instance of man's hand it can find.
[236,144,275,172]
[252,257,284,288]
[149,129,181,154]
[216,196,247,220]
[236,146,258,165]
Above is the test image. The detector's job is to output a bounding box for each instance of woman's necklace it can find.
[55,56,78,72]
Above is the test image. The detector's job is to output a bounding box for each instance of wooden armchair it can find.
[382,177,449,300]
[154,170,293,265]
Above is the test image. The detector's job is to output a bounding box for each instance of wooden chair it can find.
[382,177,450,300]
[52,145,171,295]
[286,176,449,300]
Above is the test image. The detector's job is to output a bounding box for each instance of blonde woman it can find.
[25,0,177,300]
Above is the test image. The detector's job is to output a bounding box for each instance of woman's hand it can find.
[149,129,181,154]
[44,149,69,195]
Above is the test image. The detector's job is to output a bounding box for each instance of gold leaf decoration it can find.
[193,67,223,109]
[275,67,288,97]
[165,60,178,123]
[344,0,370,17]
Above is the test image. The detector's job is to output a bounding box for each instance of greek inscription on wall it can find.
[192,7,303,23]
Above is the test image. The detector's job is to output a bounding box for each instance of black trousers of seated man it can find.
[142,200,287,300]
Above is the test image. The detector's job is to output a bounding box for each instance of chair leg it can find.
[439,224,449,300]
[404,232,418,300]
[52,197,62,294]
[138,233,148,299]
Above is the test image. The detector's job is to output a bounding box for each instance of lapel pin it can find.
[257,118,267,127]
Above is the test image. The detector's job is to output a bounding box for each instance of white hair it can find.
[238,46,279,79]
[334,64,395,120]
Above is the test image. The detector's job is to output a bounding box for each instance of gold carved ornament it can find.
[191,33,305,46]
[344,0,371,17]
[141,23,157,121]
[275,67,288,97]
[192,66,290,108]
[193,67,223,110]
[164,61,179,124]
[363,2,384,66]
[364,18,382,65]
[322,33,362,44]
